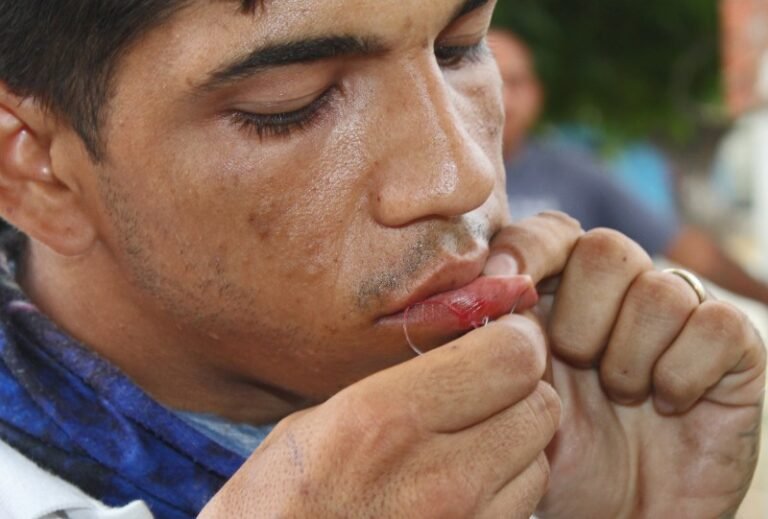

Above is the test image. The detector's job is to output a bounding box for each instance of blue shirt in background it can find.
[506,140,680,257]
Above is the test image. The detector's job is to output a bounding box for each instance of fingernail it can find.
[483,253,519,277]
[654,397,676,415]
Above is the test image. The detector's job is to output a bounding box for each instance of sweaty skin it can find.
[17,0,508,422]
[0,1,764,517]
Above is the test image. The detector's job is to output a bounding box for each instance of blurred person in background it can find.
[490,28,768,306]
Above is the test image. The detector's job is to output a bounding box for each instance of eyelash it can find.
[229,41,488,140]
[228,88,336,140]
[435,41,489,68]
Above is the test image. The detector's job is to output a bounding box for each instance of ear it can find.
[0,85,97,256]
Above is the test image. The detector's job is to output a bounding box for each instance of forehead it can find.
[166,0,467,48]
[103,0,493,158]
[112,0,480,91]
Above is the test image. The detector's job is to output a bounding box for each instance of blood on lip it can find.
[402,288,531,355]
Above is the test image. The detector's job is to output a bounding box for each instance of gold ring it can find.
[663,268,708,304]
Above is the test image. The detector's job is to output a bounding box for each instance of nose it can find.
[369,58,498,227]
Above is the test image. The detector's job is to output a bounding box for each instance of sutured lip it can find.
[378,276,536,326]
[376,250,491,321]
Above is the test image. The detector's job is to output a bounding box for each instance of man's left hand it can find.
[488,214,766,518]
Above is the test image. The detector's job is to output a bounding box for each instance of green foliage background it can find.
[492,1,722,142]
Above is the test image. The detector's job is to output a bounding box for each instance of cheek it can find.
[105,125,340,278]
[98,134,377,341]
[185,117,379,300]
[198,150,354,281]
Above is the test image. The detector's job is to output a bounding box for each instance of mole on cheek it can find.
[247,212,271,241]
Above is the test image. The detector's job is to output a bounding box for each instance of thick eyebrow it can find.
[453,0,491,21]
[196,36,384,93]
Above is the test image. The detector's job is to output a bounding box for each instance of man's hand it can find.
[487,212,767,518]
[199,313,559,518]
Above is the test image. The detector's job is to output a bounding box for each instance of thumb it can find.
[483,212,583,285]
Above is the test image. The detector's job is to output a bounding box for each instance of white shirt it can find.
[0,440,153,519]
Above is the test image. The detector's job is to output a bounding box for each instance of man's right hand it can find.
[198,313,559,519]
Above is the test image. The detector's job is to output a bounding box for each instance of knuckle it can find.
[694,301,750,346]
[654,362,697,401]
[548,323,598,366]
[754,340,768,375]
[265,409,308,443]
[741,334,768,377]
[526,382,562,435]
[488,225,536,273]
[415,470,478,519]
[495,212,583,279]
[537,210,583,232]
[600,364,646,399]
[490,221,536,246]
[270,412,298,434]
[754,329,767,364]
[631,271,699,316]
[576,228,652,272]
[339,389,419,451]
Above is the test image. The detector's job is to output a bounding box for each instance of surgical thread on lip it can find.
[403,293,525,356]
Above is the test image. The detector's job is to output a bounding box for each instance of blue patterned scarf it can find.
[0,233,246,518]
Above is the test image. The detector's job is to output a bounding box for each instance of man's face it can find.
[489,34,541,157]
[68,0,506,399]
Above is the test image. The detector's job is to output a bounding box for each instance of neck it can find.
[19,239,303,425]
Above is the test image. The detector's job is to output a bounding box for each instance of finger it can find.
[652,301,765,414]
[439,382,559,496]
[480,452,550,519]
[549,228,653,366]
[600,270,700,403]
[354,313,548,433]
[484,211,583,284]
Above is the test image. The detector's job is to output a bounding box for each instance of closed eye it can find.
[226,87,337,140]
[435,40,489,69]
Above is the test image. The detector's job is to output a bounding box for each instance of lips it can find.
[379,274,538,352]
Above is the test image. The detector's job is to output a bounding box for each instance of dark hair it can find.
[0,1,258,161]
